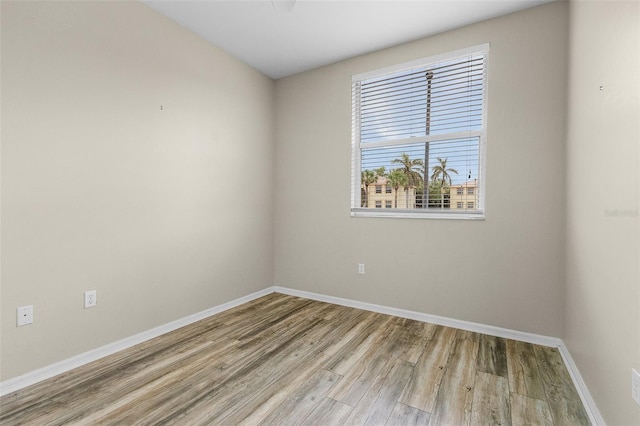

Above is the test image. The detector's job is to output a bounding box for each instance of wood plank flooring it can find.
[0,293,591,425]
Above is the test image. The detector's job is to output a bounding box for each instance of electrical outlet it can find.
[358,263,365,274]
[84,290,97,308]
[632,369,640,406]
[17,305,33,326]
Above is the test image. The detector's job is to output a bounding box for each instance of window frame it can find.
[351,44,489,220]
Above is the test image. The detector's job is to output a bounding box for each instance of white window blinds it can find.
[351,44,488,218]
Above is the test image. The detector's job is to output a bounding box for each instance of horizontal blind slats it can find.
[352,48,486,213]
[357,53,485,145]
[361,69,484,98]
[360,57,484,91]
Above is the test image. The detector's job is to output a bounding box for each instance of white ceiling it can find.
[143,0,553,79]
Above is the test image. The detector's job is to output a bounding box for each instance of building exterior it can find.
[449,180,479,210]
[364,177,416,209]
[364,178,478,211]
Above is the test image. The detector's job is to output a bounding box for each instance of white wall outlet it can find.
[632,368,640,406]
[84,290,97,308]
[17,305,33,326]
[358,263,365,274]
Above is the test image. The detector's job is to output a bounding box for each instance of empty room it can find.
[1,0,638,425]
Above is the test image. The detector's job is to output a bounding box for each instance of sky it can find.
[358,53,484,186]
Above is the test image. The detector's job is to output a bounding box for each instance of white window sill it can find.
[350,209,485,220]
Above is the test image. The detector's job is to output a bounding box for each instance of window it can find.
[375,185,382,194]
[386,185,392,194]
[385,200,392,208]
[467,202,475,209]
[457,202,464,209]
[351,44,488,219]
[375,201,382,208]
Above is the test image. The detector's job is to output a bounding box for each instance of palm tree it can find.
[392,153,424,208]
[361,169,376,207]
[374,166,387,179]
[427,179,444,208]
[430,157,458,209]
[386,169,407,208]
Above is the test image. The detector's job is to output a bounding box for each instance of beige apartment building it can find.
[449,180,479,210]
[365,178,479,210]
[364,177,417,209]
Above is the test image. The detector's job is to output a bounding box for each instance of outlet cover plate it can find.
[17,305,33,326]
[84,290,97,308]
[632,368,640,406]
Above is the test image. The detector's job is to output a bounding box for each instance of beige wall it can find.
[564,1,640,425]
[275,2,568,337]
[0,1,275,380]
[3,1,638,423]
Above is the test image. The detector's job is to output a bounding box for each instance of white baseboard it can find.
[0,284,604,426]
[557,342,606,426]
[0,287,275,397]
[274,286,605,425]
[274,286,561,347]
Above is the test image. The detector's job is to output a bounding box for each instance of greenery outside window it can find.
[351,44,488,219]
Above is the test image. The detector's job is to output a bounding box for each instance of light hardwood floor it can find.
[0,293,590,425]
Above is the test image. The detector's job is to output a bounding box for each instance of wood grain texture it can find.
[510,393,554,426]
[398,325,457,413]
[470,372,511,426]
[386,402,430,425]
[506,338,547,400]
[428,330,480,426]
[256,368,340,425]
[301,397,353,425]
[477,334,508,377]
[534,345,590,425]
[342,358,413,426]
[0,294,590,425]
